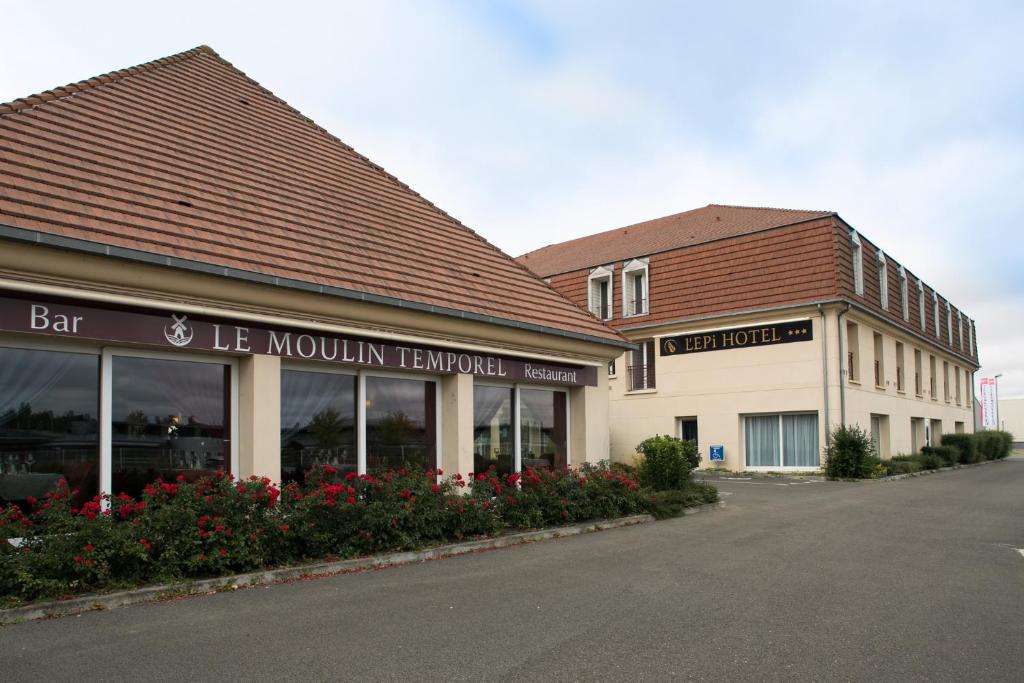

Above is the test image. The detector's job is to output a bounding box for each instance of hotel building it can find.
[520,205,979,470]
[0,46,629,507]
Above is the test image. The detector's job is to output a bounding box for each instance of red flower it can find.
[431,484,440,494]
[83,543,94,553]
[73,556,84,564]
[323,465,337,474]
[140,538,152,551]
[280,524,290,532]
[219,547,228,557]
[25,496,36,506]
[436,469,443,476]
[347,496,356,505]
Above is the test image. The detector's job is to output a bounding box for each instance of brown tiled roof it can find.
[0,46,626,347]
[517,204,834,277]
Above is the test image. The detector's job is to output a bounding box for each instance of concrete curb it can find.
[867,457,1004,483]
[0,502,721,624]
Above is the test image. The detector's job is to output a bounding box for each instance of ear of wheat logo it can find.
[164,314,194,347]
[664,339,677,354]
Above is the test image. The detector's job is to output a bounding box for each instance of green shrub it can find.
[940,434,977,464]
[825,425,879,479]
[636,435,699,491]
[884,455,922,476]
[975,430,1013,460]
[922,445,959,468]
[646,482,719,519]
[916,450,944,470]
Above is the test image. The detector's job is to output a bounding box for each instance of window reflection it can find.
[280,370,357,483]
[473,385,514,476]
[520,388,567,469]
[365,376,436,471]
[0,347,99,508]
[111,356,229,497]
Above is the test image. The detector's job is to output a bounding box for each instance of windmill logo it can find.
[164,314,194,347]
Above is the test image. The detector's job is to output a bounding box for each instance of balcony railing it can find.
[915,371,922,395]
[874,360,882,387]
[589,300,612,320]
[896,366,904,392]
[626,297,648,317]
[627,364,655,392]
[847,352,856,381]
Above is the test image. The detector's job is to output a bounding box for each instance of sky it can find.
[2,0,1022,398]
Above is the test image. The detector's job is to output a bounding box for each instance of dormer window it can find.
[933,292,940,338]
[957,311,963,349]
[946,302,953,344]
[917,280,926,331]
[877,251,888,309]
[968,320,974,354]
[851,231,864,296]
[622,258,649,317]
[899,266,909,320]
[587,265,614,320]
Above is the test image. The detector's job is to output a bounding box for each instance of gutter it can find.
[836,303,851,425]
[0,224,635,352]
[818,303,830,443]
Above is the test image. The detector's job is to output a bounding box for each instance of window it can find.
[0,347,99,508]
[873,332,884,388]
[365,375,437,471]
[899,266,909,320]
[627,340,656,391]
[957,312,963,350]
[929,355,937,399]
[895,342,905,392]
[954,366,962,406]
[933,292,940,338]
[968,320,974,355]
[877,251,888,309]
[870,414,889,458]
[911,417,925,453]
[917,280,926,331]
[280,369,357,483]
[744,413,819,468]
[622,259,649,316]
[846,322,860,383]
[955,421,965,434]
[677,418,698,443]
[943,361,950,402]
[607,357,617,377]
[111,356,230,498]
[914,348,923,396]
[473,385,514,476]
[519,388,567,469]
[945,302,953,345]
[587,265,613,320]
[851,231,864,295]
[930,419,943,444]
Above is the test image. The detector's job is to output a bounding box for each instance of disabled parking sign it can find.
[710,445,725,462]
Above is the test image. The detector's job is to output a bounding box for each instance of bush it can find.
[825,425,879,479]
[647,482,719,520]
[975,430,1013,460]
[940,434,977,464]
[922,445,959,468]
[884,455,922,476]
[636,435,699,491]
[0,462,653,603]
[915,450,944,470]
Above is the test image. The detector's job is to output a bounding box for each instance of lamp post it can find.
[994,374,1003,431]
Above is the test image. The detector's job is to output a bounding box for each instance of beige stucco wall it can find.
[608,304,977,471]
[997,398,1024,444]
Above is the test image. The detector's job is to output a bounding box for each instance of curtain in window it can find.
[783,414,819,467]
[745,415,779,467]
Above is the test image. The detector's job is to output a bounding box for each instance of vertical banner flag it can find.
[980,377,997,429]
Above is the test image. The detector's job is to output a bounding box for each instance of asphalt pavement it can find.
[3,458,1023,681]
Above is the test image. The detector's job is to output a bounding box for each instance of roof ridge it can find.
[708,203,835,215]
[0,45,215,116]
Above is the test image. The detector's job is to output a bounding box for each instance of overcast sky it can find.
[2,1,1022,398]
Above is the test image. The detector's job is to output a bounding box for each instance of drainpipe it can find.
[818,304,830,444]
[836,303,851,426]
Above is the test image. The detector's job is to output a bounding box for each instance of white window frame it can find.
[898,266,909,321]
[945,302,953,344]
[933,292,940,338]
[877,251,888,310]
[851,231,864,296]
[917,280,926,331]
[477,380,571,473]
[626,340,656,393]
[101,347,240,498]
[968,319,974,354]
[957,312,963,349]
[587,265,614,320]
[742,411,821,471]
[621,258,649,317]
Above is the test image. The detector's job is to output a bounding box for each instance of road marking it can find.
[1017,549,1024,559]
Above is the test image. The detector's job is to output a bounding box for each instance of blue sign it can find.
[709,445,725,462]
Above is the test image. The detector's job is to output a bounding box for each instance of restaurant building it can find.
[519,205,980,471]
[0,46,629,507]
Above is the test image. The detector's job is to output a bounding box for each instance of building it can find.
[519,205,979,470]
[997,398,1024,448]
[0,46,629,507]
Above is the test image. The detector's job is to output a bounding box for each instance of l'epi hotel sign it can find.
[661,320,813,356]
[0,293,597,386]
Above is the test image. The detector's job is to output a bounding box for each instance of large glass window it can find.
[473,385,514,476]
[111,356,229,497]
[519,388,567,469]
[365,376,436,471]
[745,413,819,468]
[0,347,99,508]
[281,370,357,483]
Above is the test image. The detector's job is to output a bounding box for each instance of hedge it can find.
[0,462,715,605]
[881,430,1014,476]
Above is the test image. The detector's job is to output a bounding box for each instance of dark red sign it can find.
[0,293,597,386]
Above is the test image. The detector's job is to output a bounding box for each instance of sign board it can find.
[709,445,725,462]
[661,320,812,357]
[0,293,598,386]
[980,377,998,428]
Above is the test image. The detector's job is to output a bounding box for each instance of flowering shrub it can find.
[0,461,671,605]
